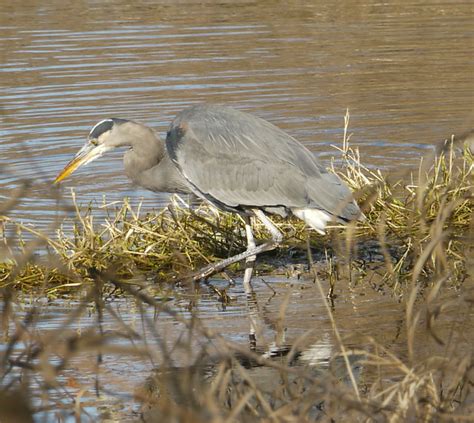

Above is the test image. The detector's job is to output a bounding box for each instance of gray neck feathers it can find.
[123,124,164,179]
[123,123,190,194]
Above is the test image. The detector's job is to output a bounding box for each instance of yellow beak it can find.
[54,143,109,184]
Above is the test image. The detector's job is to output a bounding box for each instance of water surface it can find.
[1,0,472,230]
[0,2,473,420]
[4,275,471,421]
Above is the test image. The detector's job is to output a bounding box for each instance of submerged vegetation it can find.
[0,126,473,421]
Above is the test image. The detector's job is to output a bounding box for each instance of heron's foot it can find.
[191,262,220,281]
[190,240,279,282]
[173,263,222,285]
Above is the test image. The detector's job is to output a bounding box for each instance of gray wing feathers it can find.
[166,104,359,220]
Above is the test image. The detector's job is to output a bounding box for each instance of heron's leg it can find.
[252,209,284,244]
[243,216,257,292]
[243,216,258,348]
[192,209,283,281]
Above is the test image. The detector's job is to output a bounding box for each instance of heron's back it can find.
[166,104,361,226]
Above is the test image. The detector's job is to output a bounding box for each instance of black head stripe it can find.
[111,118,129,125]
[89,118,128,139]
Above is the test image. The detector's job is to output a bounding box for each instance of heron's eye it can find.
[90,139,98,146]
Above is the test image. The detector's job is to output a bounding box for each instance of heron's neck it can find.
[123,124,190,194]
[123,125,165,180]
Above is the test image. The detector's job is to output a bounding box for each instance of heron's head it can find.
[54,118,130,183]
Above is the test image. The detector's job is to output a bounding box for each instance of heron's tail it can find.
[291,208,332,235]
[292,204,364,234]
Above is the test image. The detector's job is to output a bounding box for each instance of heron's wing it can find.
[166,105,359,220]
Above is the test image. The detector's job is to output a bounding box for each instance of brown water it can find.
[1,0,473,230]
[1,1,473,420]
[3,276,471,421]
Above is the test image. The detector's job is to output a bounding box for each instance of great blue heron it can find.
[55,104,363,289]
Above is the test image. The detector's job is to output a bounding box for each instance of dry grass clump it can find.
[330,123,472,293]
[0,196,245,295]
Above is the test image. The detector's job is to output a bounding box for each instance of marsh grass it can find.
[0,128,473,422]
[1,140,471,296]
